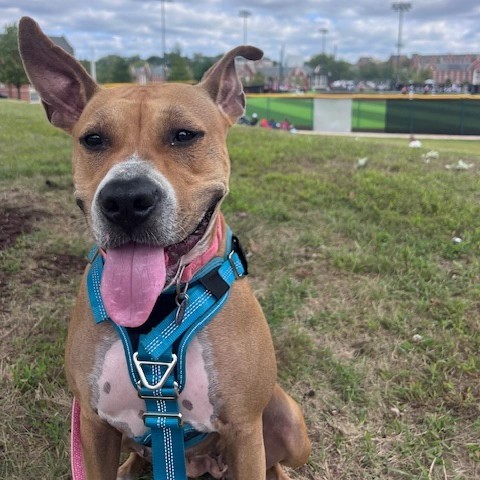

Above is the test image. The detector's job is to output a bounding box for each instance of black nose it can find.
[98,177,160,231]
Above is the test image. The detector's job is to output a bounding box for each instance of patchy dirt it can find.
[0,204,49,251]
[0,190,86,320]
[32,252,87,278]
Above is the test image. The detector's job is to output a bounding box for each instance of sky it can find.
[1,1,480,64]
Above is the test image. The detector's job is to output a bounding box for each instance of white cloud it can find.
[2,0,479,63]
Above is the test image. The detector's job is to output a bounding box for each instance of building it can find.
[411,53,480,85]
[130,63,166,84]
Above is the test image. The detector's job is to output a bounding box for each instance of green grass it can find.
[1,101,480,479]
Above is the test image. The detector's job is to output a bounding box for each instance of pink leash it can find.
[71,398,86,480]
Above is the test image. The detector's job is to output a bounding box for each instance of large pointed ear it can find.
[198,46,263,124]
[18,17,98,132]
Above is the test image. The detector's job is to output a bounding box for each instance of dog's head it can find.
[18,17,262,327]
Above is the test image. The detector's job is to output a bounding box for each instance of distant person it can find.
[250,113,258,126]
[259,118,271,129]
[280,118,291,131]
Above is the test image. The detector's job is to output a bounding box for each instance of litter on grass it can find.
[445,160,473,170]
[356,157,369,168]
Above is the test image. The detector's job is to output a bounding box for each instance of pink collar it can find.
[180,219,224,283]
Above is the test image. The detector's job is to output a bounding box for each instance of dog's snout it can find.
[98,178,160,231]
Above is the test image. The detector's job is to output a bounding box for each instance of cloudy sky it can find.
[1,1,479,64]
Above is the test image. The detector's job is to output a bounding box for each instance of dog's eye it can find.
[81,133,105,151]
[171,130,202,146]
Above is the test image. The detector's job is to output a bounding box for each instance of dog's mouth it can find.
[164,204,216,270]
[99,201,220,329]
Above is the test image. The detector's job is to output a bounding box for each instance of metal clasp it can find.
[133,352,177,391]
[175,267,189,325]
[137,381,179,400]
[228,251,243,279]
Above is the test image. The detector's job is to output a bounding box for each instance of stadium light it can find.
[160,0,174,80]
[239,10,252,45]
[392,2,412,86]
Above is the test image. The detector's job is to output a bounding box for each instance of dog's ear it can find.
[199,46,263,124]
[18,17,98,132]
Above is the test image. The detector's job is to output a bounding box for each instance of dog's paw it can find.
[116,452,149,480]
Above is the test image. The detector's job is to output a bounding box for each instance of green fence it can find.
[245,97,314,130]
[352,100,386,132]
[245,95,480,135]
[385,100,480,135]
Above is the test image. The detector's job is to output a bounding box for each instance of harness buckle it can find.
[230,235,248,278]
[133,352,177,391]
[143,411,184,427]
[137,381,179,400]
[228,250,245,279]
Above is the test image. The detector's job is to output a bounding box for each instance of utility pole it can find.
[392,2,412,87]
[319,27,328,55]
[279,43,285,91]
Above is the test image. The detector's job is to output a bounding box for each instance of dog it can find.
[18,17,311,480]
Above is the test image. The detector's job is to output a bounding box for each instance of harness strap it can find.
[138,347,186,480]
[82,228,248,480]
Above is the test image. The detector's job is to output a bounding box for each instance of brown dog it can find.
[18,17,310,480]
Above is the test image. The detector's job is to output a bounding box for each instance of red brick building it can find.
[411,53,480,85]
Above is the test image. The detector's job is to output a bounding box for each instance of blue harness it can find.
[86,228,248,480]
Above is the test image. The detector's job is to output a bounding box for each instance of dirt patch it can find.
[0,204,49,250]
[33,252,87,278]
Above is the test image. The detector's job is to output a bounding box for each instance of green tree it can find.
[411,68,432,84]
[190,53,217,81]
[307,53,353,81]
[167,46,193,82]
[0,23,28,99]
[96,55,131,83]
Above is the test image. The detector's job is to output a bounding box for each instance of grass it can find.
[1,99,480,479]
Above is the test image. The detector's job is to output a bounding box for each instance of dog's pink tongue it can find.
[100,243,166,328]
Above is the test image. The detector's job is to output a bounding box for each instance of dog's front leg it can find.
[223,417,266,480]
[80,409,122,480]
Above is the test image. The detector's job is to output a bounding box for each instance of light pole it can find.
[90,47,96,82]
[239,10,252,45]
[160,0,173,81]
[319,27,328,55]
[392,2,412,86]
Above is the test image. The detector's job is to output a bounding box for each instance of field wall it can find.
[245,94,480,135]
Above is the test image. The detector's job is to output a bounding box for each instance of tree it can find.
[190,53,217,81]
[0,23,29,99]
[167,46,193,82]
[307,53,353,81]
[96,55,131,83]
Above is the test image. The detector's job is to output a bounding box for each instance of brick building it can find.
[411,53,480,85]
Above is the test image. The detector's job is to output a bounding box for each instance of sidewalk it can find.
[297,130,480,141]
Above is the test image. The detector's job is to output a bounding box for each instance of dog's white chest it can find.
[91,335,216,439]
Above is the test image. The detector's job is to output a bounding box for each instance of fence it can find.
[246,94,480,135]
